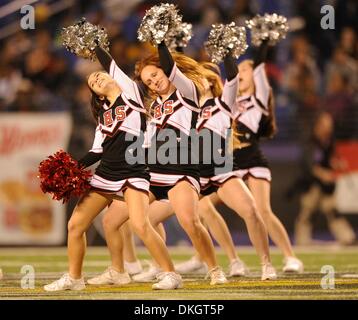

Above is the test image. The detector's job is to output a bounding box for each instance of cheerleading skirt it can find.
[90,174,150,196]
[149,172,200,201]
[233,144,272,182]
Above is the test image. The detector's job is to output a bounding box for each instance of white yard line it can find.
[0,245,358,256]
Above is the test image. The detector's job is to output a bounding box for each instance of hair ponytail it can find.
[89,88,109,124]
[258,89,277,139]
[199,62,223,97]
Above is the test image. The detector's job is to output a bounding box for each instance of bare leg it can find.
[148,201,174,242]
[217,178,271,265]
[199,193,238,261]
[102,200,129,272]
[247,177,295,258]
[121,220,138,263]
[68,190,111,278]
[124,188,174,272]
[168,181,217,269]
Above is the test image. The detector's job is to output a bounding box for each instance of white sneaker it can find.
[206,266,228,285]
[44,273,85,291]
[283,257,304,273]
[132,261,161,282]
[0,268,3,280]
[124,260,143,276]
[87,267,131,285]
[261,263,277,280]
[228,259,249,277]
[152,272,183,290]
[175,256,208,274]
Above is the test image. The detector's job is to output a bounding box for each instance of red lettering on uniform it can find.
[103,110,113,126]
[202,107,211,119]
[163,100,174,115]
[237,101,247,113]
[154,105,162,119]
[115,106,126,121]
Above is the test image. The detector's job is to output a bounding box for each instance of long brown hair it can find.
[87,72,110,123]
[199,62,223,97]
[89,88,104,123]
[258,88,277,139]
[134,52,205,111]
[88,86,112,124]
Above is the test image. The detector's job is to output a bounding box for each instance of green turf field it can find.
[0,246,357,300]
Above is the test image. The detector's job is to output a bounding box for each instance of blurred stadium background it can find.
[0,0,357,250]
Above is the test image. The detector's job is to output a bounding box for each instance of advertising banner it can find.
[0,113,72,244]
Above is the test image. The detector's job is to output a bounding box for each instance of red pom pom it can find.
[38,150,92,203]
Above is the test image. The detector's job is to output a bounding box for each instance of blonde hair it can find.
[134,52,205,112]
[199,62,223,97]
[232,59,277,150]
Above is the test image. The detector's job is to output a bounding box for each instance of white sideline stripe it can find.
[0,261,111,267]
[341,274,358,278]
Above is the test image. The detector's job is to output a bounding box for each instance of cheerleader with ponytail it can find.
[172,22,277,280]
[135,3,228,285]
[231,14,304,273]
[43,19,182,291]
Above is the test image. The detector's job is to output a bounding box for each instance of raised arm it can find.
[157,42,198,104]
[220,54,238,110]
[94,47,143,104]
[253,40,269,68]
[78,125,104,168]
[253,40,270,108]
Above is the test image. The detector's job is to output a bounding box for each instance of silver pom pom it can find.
[204,22,248,64]
[137,3,183,46]
[246,13,289,47]
[61,18,110,61]
[165,22,193,50]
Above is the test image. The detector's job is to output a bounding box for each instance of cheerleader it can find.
[134,41,227,285]
[136,53,277,281]
[44,47,182,291]
[232,40,304,273]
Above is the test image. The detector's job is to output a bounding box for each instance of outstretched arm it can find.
[78,126,104,168]
[94,47,143,104]
[254,40,269,68]
[221,54,238,110]
[253,40,270,108]
[157,41,198,104]
[78,152,102,168]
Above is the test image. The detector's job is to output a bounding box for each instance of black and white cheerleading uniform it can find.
[78,48,149,195]
[196,55,241,196]
[145,43,201,200]
[231,43,272,182]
